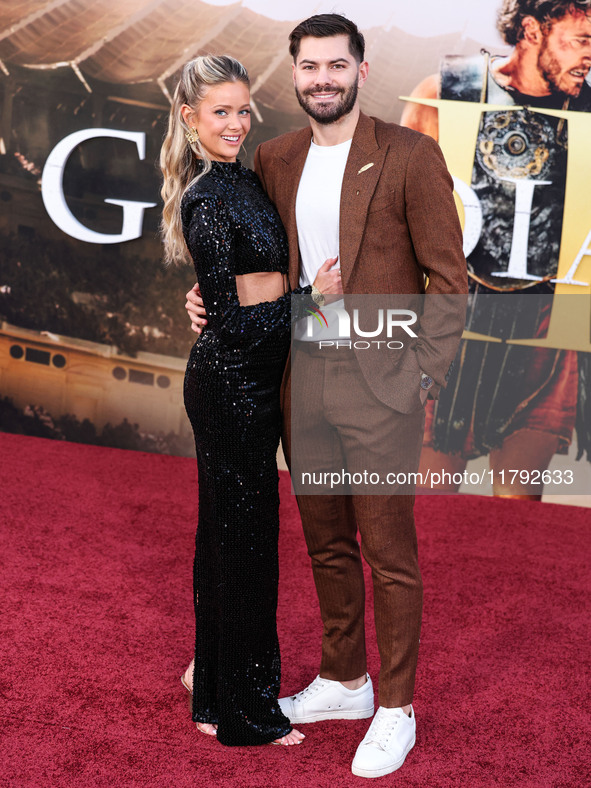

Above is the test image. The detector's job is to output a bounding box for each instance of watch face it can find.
[420,374,434,390]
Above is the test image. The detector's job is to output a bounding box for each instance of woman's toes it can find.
[275,729,305,745]
[196,722,217,736]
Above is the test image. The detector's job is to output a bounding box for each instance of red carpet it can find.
[0,432,589,787]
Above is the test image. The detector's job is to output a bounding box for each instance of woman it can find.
[159,55,341,747]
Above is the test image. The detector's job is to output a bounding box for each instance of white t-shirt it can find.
[295,138,352,287]
[294,138,351,341]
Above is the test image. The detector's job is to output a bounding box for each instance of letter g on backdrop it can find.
[41,129,156,244]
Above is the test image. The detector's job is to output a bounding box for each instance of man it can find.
[402,0,591,496]
[187,14,467,778]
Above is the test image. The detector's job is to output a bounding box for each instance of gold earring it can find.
[185,127,199,145]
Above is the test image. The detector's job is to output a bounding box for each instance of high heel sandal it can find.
[181,671,302,743]
[180,673,218,736]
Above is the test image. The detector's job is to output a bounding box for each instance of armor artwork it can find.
[471,108,564,289]
[432,53,591,459]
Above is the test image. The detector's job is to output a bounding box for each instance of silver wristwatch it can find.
[420,372,434,391]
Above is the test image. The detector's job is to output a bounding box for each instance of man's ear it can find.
[358,60,369,89]
[292,62,297,87]
[521,16,543,46]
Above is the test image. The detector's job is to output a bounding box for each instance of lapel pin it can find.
[357,163,374,174]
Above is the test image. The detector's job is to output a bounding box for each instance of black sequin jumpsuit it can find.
[181,160,312,746]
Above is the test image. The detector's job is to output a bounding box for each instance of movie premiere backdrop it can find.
[0,0,590,496]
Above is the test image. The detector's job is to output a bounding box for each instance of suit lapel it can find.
[275,128,312,289]
[339,113,387,289]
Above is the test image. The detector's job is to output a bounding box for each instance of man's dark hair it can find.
[498,0,591,45]
[288,13,365,63]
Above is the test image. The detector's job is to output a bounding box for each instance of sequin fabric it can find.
[181,160,312,746]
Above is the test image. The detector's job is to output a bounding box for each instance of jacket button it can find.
[356,190,360,195]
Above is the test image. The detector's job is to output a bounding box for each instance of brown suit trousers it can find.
[286,343,425,706]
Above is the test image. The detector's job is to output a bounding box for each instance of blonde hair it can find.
[159,55,250,266]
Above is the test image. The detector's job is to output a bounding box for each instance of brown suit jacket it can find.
[254,111,468,414]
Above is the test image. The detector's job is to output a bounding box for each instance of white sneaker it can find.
[278,674,374,724]
[351,705,416,778]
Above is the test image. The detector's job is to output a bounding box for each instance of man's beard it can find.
[295,80,358,124]
[538,36,584,97]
